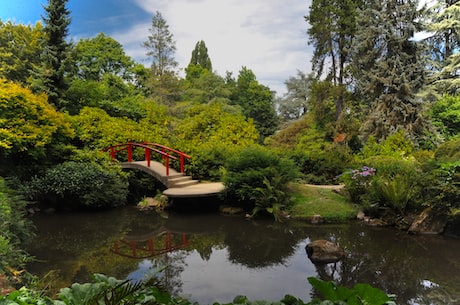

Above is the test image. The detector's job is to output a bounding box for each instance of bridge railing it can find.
[144,143,192,174]
[103,142,191,176]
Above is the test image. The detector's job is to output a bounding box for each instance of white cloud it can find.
[112,0,312,95]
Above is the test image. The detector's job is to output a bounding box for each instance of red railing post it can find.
[147,238,154,253]
[110,147,115,160]
[165,232,172,250]
[130,240,136,257]
[145,148,151,167]
[165,156,170,176]
[180,155,185,173]
[127,143,133,162]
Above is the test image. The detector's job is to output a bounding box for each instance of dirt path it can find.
[304,184,345,191]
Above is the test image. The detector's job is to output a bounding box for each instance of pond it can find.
[27,205,460,305]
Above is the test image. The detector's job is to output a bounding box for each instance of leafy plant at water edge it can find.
[0,178,34,282]
[373,173,416,216]
[307,277,395,305]
[222,145,299,216]
[0,274,396,305]
[249,175,289,221]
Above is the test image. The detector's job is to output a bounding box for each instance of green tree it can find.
[142,11,180,103]
[173,102,259,153]
[306,0,362,119]
[185,40,212,80]
[30,0,71,109]
[351,0,430,144]
[182,69,232,103]
[70,33,140,82]
[0,79,74,162]
[143,11,178,77]
[66,33,145,115]
[231,67,278,141]
[0,21,44,84]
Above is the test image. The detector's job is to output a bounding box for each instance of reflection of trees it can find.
[223,220,305,268]
[27,207,166,293]
[30,209,460,305]
[304,224,460,305]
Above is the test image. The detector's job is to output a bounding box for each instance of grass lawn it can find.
[288,183,358,222]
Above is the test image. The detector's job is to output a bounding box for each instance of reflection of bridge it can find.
[103,142,224,197]
[111,231,188,259]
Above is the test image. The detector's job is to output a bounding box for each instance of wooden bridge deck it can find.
[120,161,224,198]
[162,182,224,198]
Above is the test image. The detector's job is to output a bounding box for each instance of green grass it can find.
[287,183,357,222]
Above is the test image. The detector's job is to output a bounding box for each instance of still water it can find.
[27,206,460,305]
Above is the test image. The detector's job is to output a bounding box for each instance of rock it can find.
[310,214,324,224]
[219,206,244,215]
[306,240,345,264]
[356,211,365,220]
[408,207,448,235]
[365,218,387,226]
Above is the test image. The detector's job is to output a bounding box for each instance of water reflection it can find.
[111,231,189,259]
[27,207,460,305]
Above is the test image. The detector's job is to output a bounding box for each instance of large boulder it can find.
[306,240,345,264]
[408,207,448,235]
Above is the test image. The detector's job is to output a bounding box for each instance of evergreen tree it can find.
[31,0,71,109]
[232,67,278,141]
[306,0,362,119]
[425,0,460,94]
[142,11,180,103]
[277,71,313,121]
[185,40,213,81]
[351,0,430,144]
[143,11,178,77]
[189,40,212,70]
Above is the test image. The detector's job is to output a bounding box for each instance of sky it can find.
[0,0,313,96]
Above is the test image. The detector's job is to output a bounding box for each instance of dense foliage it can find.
[0,178,33,278]
[0,0,459,301]
[24,161,129,209]
[0,274,395,305]
[222,145,299,220]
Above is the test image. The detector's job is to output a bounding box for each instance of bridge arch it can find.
[103,142,224,197]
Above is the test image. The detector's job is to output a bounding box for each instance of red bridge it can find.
[103,142,224,197]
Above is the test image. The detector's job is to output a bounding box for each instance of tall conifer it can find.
[31,0,71,109]
[306,0,361,120]
[351,0,430,143]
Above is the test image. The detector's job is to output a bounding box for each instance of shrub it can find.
[361,130,414,159]
[0,178,34,280]
[222,145,299,220]
[424,161,460,214]
[290,143,353,184]
[431,94,460,139]
[24,161,129,209]
[186,143,236,181]
[435,137,460,163]
[340,157,423,217]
